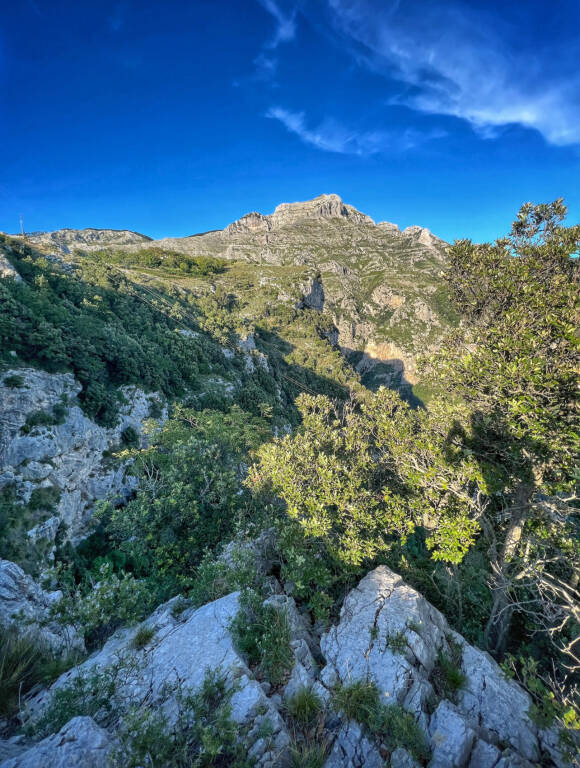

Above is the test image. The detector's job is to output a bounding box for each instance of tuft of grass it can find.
[387,631,407,654]
[131,625,155,650]
[230,590,293,686]
[3,374,25,388]
[288,742,327,768]
[0,628,49,717]
[333,680,429,762]
[430,641,466,701]
[286,687,323,726]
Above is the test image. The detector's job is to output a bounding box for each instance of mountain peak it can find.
[225,194,374,235]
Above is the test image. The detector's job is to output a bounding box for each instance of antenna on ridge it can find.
[19,214,25,236]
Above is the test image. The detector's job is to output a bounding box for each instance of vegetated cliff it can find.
[0,368,165,573]
[2,557,569,767]
[153,193,452,393]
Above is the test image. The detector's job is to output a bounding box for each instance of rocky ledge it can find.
[1,565,570,768]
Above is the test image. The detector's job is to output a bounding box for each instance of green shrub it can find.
[333,680,429,761]
[3,374,25,388]
[28,486,61,511]
[112,669,251,768]
[28,657,132,737]
[230,590,293,686]
[430,641,466,701]
[51,563,154,649]
[189,545,258,608]
[121,425,139,447]
[288,742,327,768]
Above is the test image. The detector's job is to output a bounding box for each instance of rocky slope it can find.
[153,194,451,392]
[12,194,452,395]
[2,563,567,768]
[0,368,165,572]
[13,229,151,255]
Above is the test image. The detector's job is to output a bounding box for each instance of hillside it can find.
[12,194,453,396]
[0,199,577,768]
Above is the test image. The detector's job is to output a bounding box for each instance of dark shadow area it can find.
[341,346,424,408]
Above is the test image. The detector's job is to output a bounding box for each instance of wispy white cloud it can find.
[266,106,443,155]
[257,0,297,49]
[326,0,580,146]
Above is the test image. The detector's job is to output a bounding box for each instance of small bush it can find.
[3,374,25,388]
[287,686,323,726]
[333,680,429,761]
[121,426,139,448]
[387,631,407,654]
[112,669,251,768]
[189,546,258,608]
[130,625,155,650]
[28,486,61,511]
[230,590,293,686]
[29,659,129,738]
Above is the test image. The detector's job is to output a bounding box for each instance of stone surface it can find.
[0,368,165,555]
[468,739,502,768]
[318,566,562,768]
[0,717,115,768]
[429,700,475,767]
[0,558,81,653]
[324,720,383,768]
[26,592,290,766]
[390,746,421,768]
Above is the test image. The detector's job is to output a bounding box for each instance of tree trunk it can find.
[484,482,534,656]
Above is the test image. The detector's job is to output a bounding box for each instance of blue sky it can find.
[1,0,579,242]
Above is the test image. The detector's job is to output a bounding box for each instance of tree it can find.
[427,199,579,662]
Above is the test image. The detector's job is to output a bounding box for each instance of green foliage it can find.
[87,246,226,276]
[20,404,67,434]
[189,545,259,608]
[3,374,25,388]
[387,631,407,654]
[230,590,294,686]
[286,687,323,726]
[103,407,268,596]
[333,680,429,761]
[288,742,327,768]
[0,485,55,574]
[28,485,61,511]
[112,669,252,768]
[28,656,132,738]
[0,235,232,425]
[51,563,153,649]
[120,425,139,447]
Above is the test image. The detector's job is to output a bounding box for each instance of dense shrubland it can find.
[0,202,578,751]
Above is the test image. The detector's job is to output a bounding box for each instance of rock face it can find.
[0,252,21,281]
[318,566,560,768]
[0,717,115,768]
[9,565,571,768]
[0,559,82,653]
[10,229,151,255]
[0,368,164,562]
[24,592,290,768]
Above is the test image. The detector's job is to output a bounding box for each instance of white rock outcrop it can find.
[0,559,81,653]
[319,566,564,768]
[0,368,164,550]
[0,717,115,768]
[24,592,290,767]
